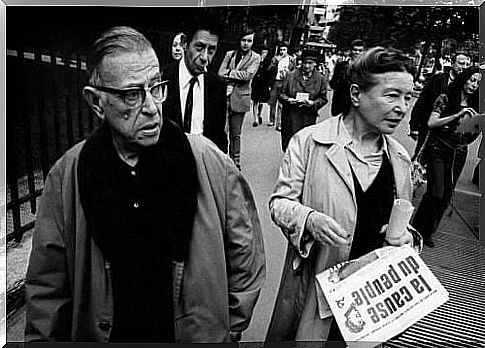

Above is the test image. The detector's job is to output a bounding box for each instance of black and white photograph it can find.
[2,2,483,346]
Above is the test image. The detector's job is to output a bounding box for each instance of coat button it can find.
[98,320,111,331]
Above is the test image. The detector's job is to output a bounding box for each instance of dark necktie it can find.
[184,77,198,133]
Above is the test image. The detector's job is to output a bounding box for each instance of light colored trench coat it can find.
[25,134,266,342]
[266,116,412,341]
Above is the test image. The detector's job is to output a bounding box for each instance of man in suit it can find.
[408,52,470,159]
[329,39,365,117]
[218,29,260,170]
[162,27,228,153]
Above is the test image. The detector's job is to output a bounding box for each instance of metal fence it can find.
[6,48,101,244]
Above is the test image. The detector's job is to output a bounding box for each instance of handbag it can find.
[411,131,430,189]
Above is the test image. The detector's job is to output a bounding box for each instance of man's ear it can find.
[349,83,361,108]
[83,86,105,120]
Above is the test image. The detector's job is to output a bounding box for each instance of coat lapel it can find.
[325,145,355,200]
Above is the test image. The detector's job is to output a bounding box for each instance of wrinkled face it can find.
[171,33,185,61]
[302,59,316,74]
[240,33,254,52]
[452,54,471,76]
[184,30,218,76]
[280,47,288,57]
[98,49,163,149]
[351,45,365,60]
[354,71,414,135]
[463,72,482,95]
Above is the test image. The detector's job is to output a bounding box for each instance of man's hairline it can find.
[89,47,158,85]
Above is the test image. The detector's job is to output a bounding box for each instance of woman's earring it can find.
[124,114,128,120]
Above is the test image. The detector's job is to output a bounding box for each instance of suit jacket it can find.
[329,60,350,116]
[409,72,449,133]
[162,61,228,153]
[218,50,260,113]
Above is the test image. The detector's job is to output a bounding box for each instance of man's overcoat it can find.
[25,133,265,342]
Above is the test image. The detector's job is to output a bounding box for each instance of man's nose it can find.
[142,92,159,115]
[199,49,208,62]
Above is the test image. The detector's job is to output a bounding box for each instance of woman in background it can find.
[251,47,271,127]
[412,66,481,248]
[171,32,185,61]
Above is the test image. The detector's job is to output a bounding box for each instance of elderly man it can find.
[266,47,421,342]
[24,26,265,343]
[329,39,366,116]
[279,49,328,152]
[218,29,260,170]
[408,52,471,159]
[163,26,228,153]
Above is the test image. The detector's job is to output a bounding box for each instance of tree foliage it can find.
[327,6,478,54]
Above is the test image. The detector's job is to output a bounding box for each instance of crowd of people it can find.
[23,22,481,344]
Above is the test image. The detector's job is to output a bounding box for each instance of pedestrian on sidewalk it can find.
[24,26,265,343]
[218,28,260,170]
[412,66,482,248]
[268,42,294,129]
[279,49,328,152]
[329,39,365,117]
[408,52,471,160]
[162,26,228,153]
[251,47,271,127]
[266,47,422,343]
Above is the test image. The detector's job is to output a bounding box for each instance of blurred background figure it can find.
[329,39,366,117]
[268,42,294,130]
[171,32,186,61]
[251,47,272,127]
[412,66,482,248]
[279,49,327,152]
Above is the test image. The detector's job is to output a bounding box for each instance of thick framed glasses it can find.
[91,80,169,108]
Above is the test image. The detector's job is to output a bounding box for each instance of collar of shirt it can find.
[179,59,204,89]
[337,117,389,163]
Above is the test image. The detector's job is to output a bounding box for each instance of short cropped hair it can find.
[348,46,416,92]
[351,39,366,48]
[86,26,153,85]
[184,15,222,45]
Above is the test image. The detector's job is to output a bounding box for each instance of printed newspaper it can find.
[316,245,449,348]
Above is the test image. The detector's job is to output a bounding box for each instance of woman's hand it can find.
[298,99,315,108]
[380,224,413,246]
[305,211,350,246]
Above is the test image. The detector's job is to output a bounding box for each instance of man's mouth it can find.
[140,123,160,135]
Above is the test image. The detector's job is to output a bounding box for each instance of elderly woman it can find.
[412,66,482,248]
[265,47,421,342]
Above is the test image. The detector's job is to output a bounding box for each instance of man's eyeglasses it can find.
[91,80,169,108]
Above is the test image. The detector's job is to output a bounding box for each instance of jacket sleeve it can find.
[409,75,439,132]
[25,166,72,341]
[269,132,315,258]
[218,51,232,77]
[227,55,261,82]
[224,162,266,333]
[313,74,328,110]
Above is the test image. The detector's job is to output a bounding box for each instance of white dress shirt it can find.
[179,60,205,135]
